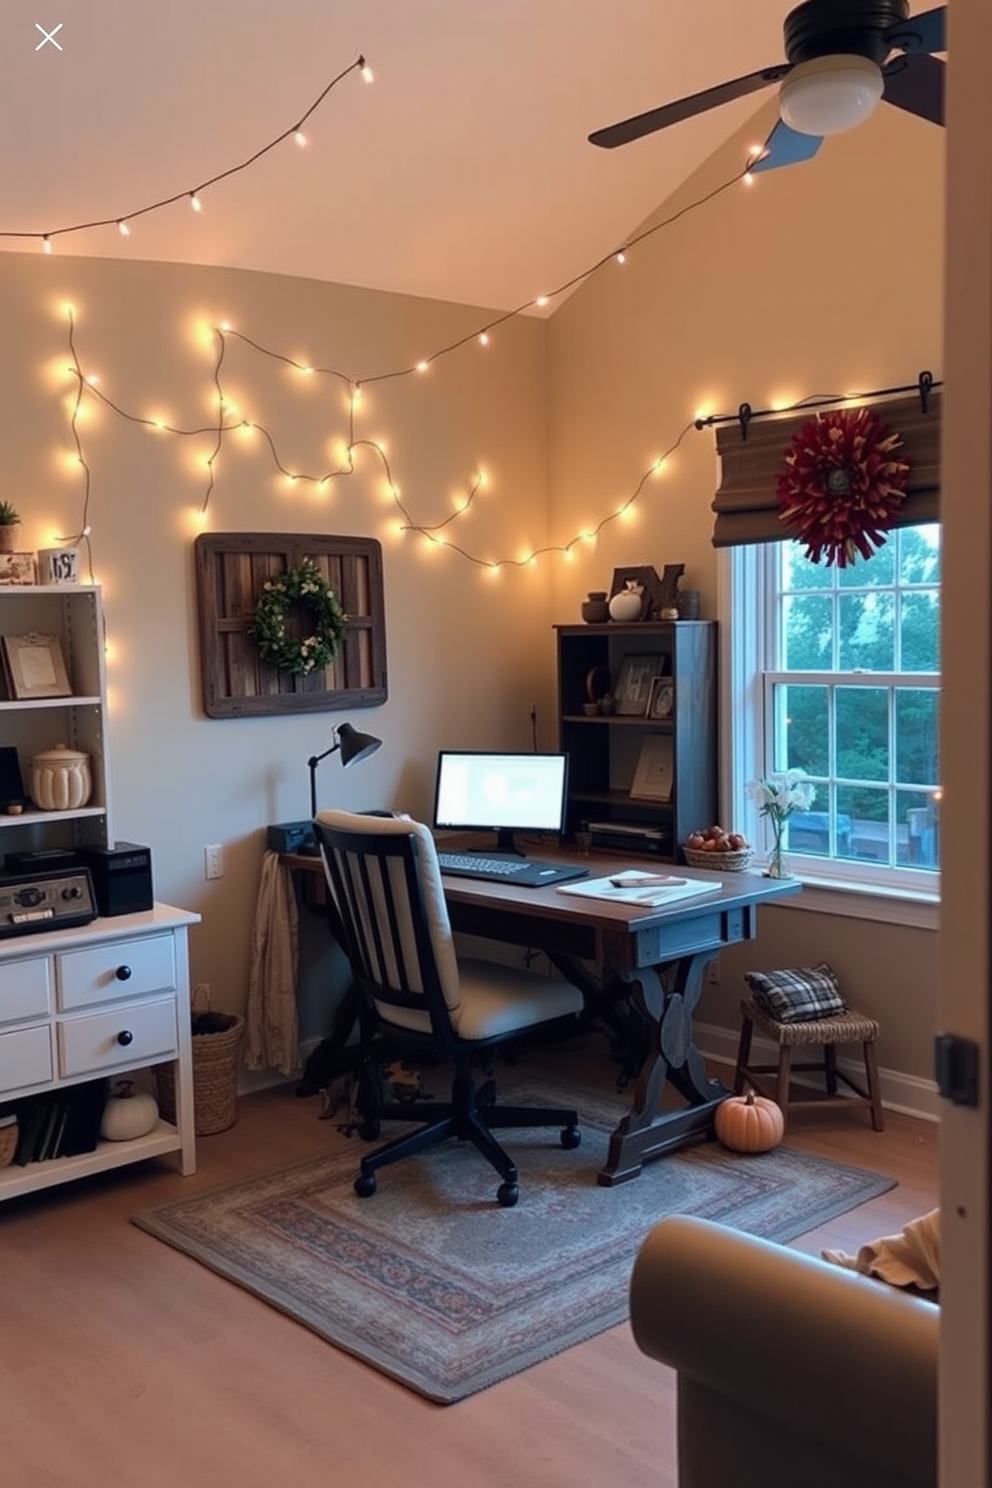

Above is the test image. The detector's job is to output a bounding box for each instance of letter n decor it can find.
[194,532,387,718]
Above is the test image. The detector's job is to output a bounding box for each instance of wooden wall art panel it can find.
[194,532,387,718]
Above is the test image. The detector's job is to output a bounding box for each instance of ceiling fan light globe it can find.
[779,54,884,137]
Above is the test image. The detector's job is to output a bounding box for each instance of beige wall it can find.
[546,97,945,1087]
[0,252,552,1021]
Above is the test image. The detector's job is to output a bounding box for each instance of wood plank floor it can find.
[0,1045,938,1488]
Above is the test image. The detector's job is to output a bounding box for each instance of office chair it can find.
[314,809,584,1207]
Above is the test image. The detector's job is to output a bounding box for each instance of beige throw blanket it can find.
[822,1207,940,1293]
[245,851,300,1075]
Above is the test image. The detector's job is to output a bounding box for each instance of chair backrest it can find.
[313,809,462,1040]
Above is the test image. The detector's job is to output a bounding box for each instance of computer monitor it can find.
[432,751,569,855]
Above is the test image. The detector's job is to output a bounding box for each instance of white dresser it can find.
[0,904,199,1201]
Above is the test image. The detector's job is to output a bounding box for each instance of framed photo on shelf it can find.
[613,653,665,716]
[647,678,675,720]
[1,632,72,700]
[630,735,674,801]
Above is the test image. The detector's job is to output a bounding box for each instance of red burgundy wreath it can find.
[776,406,912,567]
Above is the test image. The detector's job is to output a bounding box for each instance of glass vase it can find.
[765,817,790,879]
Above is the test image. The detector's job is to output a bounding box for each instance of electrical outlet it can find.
[204,843,224,880]
[706,956,721,985]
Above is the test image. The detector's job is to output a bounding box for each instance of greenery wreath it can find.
[776,406,911,568]
[250,559,348,676]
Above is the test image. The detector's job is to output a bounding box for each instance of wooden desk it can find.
[281,850,800,1184]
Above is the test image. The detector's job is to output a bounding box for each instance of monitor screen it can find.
[432,751,568,851]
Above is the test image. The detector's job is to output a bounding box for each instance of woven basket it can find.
[683,844,754,872]
[157,1010,245,1137]
[0,1122,17,1168]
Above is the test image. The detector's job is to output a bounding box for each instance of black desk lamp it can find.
[308,721,382,821]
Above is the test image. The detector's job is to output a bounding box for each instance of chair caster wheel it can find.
[358,1119,381,1141]
[560,1125,581,1149]
[497,1182,519,1208]
[354,1172,377,1198]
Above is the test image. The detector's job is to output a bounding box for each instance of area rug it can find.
[133,1076,895,1403]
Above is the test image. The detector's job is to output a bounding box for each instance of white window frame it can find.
[718,544,939,930]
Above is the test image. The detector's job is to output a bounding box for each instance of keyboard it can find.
[436,851,589,887]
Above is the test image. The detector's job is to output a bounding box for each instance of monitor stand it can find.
[465,829,526,858]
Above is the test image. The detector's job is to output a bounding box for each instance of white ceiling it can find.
[0,1,929,312]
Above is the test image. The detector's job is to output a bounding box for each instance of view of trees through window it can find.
[769,525,941,874]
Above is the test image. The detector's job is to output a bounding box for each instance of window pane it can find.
[838,591,895,671]
[896,789,940,868]
[782,593,833,669]
[774,684,829,776]
[782,544,832,591]
[898,524,941,586]
[895,688,940,785]
[838,541,893,587]
[837,783,891,864]
[900,592,940,672]
[836,687,889,782]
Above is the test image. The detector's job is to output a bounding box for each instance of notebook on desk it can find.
[436,850,589,887]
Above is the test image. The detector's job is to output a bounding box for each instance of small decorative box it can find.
[37,547,80,585]
[0,552,36,586]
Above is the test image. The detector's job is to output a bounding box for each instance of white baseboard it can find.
[696,1020,941,1124]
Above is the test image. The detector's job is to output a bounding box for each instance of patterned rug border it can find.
[132,1078,896,1403]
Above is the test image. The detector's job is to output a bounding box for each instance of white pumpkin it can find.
[100,1079,159,1142]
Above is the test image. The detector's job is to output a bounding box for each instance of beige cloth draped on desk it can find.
[245,850,300,1075]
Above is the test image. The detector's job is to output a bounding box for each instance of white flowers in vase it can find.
[745,769,816,878]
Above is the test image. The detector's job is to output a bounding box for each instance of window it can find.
[726,525,940,899]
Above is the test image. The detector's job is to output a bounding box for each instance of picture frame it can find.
[1,633,72,700]
[609,565,662,621]
[647,678,675,720]
[630,735,675,802]
[613,653,664,716]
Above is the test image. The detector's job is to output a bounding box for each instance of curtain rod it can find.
[695,370,942,441]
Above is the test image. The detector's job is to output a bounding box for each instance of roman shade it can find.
[712,390,942,548]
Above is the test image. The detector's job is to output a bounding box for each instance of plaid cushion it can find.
[744,962,847,1024]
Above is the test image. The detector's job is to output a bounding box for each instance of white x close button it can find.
[35,22,64,51]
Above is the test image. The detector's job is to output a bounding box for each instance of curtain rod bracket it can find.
[738,402,753,442]
[918,370,934,414]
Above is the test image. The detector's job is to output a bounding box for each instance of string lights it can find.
[4,55,371,252]
[56,148,764,570]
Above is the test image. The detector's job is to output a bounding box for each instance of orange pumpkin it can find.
[714,1089,784,1153]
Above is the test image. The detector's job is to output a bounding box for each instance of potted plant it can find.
[0,501,21,554]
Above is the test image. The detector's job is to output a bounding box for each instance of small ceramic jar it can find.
[29,744,92,811]
[581,591,610,624]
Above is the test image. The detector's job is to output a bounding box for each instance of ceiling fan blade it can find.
[748,119,824,175]
[882,52,945,125]
[885,5,946,56]
[588,64,790,149]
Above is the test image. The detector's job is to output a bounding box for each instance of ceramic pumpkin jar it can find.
[99,1079,159,1142]
[714,1088,784,1153]
[29,744,92,811]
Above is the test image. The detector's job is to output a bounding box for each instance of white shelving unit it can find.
[0,583,200,1199]
[0,906,199,1200]
[0,584,112,856]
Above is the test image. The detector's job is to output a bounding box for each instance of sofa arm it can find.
[630,1215,938,1488]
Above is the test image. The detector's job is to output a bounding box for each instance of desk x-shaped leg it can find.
[597,950,728,1185]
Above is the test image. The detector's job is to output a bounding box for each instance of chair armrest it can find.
[630,1215,937,1485]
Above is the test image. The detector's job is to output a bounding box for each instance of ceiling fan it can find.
[589,0,946,174]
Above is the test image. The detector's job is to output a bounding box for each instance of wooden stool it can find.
[733,996,884,1132]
